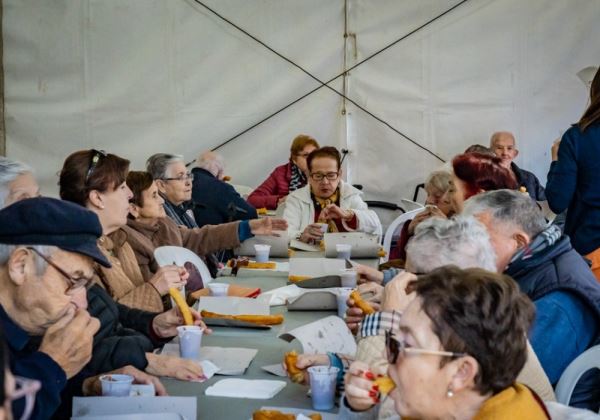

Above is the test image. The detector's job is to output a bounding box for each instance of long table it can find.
[163,255,379,419]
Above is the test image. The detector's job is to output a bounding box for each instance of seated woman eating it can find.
[247,134,319,210]
[124,171,287,283]
[343,265,550,419]
[283,146,382,243]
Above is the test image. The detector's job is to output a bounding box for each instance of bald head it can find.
[196,151,225,179]
[490,131,518,169]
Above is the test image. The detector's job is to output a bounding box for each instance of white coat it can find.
[283,181,382,240]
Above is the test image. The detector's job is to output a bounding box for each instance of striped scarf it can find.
[289,163,306,192]
[509,224,562,265]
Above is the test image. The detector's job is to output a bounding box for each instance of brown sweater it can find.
[120,217,241,281]
[96,233,164,312]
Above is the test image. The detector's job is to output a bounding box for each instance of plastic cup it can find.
[336,288,353,318]
[177,325,204,359]
[336,243,352,260]
[100,374,134,397]
[308,366,339,410]
[254,244,271,263]
[315,223,329,234]
[208,282,229,296]
[339,269,357,288]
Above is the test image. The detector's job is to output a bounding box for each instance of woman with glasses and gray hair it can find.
[283,146,382,243]
[342,266,550,419]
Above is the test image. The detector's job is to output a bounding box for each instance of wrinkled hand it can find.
[300,223,325,243]
[407,207,447,235]
[150,265,188,296]
[249,217,288,236]
[345,286,382,334]
[152,306,212,338]
[39,307,100,378]
[145,353,205,381]
[355,264,384,284]
[344,361,386,411]
[83,365,168,396]
[282,353,329,385]
[320,204,354,221]
[551,139,561,161]
[382,272,418,312]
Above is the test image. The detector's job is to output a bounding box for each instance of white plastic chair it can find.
[554,344,600,406]
[230,184,254,200]
[380,208,424,263]
[154,246,214,286]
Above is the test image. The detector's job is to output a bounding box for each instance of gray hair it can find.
[146,153,185,180]
[196,151,225,178]
[425,170,452,194]
[0,157,33,209]
[462,189,547,238]
[406,215,497,273]
[0,244,57,274]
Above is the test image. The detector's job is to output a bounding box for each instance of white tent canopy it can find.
[4,0,599,203]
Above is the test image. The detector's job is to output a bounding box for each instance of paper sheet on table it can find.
[161,343,257,375]
[278,315,357,355]
[234,232,290,257]
[287,289,340,311]
[260,284,303,306]
[261,363,287,377]
[289,239,321,252]
[258,406,339,420]
[324,232,381,258]
[205,379,286,399]
[72,397,196,420]
[195,296,270,315]
[289,258,346,279]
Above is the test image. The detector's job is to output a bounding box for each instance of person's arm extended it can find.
[546,132,578,214]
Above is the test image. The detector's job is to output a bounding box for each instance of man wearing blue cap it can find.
[0,197,166,419]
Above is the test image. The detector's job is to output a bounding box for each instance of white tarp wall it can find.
[4,0,600,203]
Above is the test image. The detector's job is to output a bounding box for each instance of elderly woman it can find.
[283,146,382,243]
[248,134,319,210]
[0,157,40,208]
[124,171,287,282]
[343,266,549,419]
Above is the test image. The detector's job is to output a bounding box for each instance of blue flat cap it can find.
[0,197,111,267]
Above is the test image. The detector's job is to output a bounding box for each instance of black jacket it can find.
[512,162,546,201]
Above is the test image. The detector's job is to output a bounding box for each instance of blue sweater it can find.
[546,123,600,255]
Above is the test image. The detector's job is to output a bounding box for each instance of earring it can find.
[446,386,454,398]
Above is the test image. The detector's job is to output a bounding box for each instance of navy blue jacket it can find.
[1,305,67,419]
[546,123,600,255]
[512,163,546,201]
[505,236,600,410]
[191,167,257,227]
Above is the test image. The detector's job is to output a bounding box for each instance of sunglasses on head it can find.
[84,149,107,186]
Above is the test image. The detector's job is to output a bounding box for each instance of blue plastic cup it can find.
[177,325,204,359]
[308,366,339,410]
[100,374,134,397]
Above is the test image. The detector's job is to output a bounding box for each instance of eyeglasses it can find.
[27,247,95,295]
[161,172,194,182]
[84,149,107,186]
[385,330,467,364]
[309,172,339,182]
[9,376,41,420]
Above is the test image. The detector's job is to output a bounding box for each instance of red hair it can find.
[452,152,517,199]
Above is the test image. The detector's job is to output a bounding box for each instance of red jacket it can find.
[248,162,300,209]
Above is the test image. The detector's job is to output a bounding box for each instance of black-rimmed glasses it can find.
[385,330,467,364]
[309,172,339,182]
[84,149,107,185]
[27,247,95,295]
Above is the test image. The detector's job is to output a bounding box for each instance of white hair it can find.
[0,157,33,209]
[0,244,57,274]
[146,153,185,180]
[406,215,497,273]
[196,152,225,178]
[462,189,547,238]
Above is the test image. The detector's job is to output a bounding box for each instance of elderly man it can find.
[463,189,600,410]
[490,131,546,200]
[0,157,40,208]
[0,197,165,419]
[191,151,257,227]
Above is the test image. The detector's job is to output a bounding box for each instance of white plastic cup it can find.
[100,374,134,397]
[308,366,339,410]
[340,269,357,288]
[336,287,353,318]
[177,325,204,359]
[315,223,329,234]
[208,282,229,296]
[254,244,271,263]
[336,243,352,260]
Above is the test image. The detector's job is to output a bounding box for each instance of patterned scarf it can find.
[289,163,306,192]
[508,224,562,266]
[313,189,340,233]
